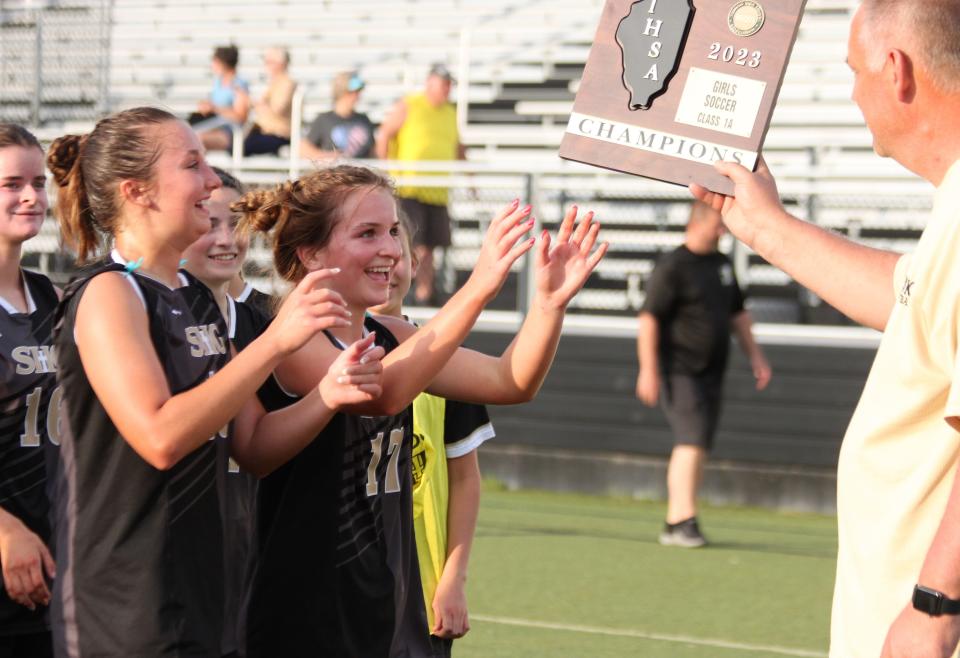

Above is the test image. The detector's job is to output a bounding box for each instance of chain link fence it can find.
[0,0,112,126]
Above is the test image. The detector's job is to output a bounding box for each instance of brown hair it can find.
[0,123,42,152]
[235,164,395,283]
[213,45,239,70]
[47,106,177,262]
[396,205,416,257]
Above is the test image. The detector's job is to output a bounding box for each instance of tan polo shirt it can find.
[831,160,960,658]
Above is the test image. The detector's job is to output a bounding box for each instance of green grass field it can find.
[455,485,837,658]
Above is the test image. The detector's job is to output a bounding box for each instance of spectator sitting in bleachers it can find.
[300,71,375,161]
[243,46,297,156]
[190,44,250,152]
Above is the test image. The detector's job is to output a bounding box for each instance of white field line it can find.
[472,614,828,658]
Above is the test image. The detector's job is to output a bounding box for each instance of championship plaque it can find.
[559,0,807,194]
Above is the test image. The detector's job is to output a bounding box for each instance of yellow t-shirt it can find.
[411,392,449,631]
[393,93,459,206]
[831,160,960,658]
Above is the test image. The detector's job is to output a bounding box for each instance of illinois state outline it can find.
[615,0,693,110]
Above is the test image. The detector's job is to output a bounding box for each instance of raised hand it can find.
[534,205,608,310]
[464,199,537,303]
[318,331,385,409]
[267,268,351,355]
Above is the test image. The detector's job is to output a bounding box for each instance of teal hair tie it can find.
[124,257,144,274]
[179,258,188,267]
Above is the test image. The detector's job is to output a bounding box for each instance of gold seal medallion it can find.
[728,1,765,37]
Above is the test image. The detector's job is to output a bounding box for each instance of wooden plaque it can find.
[559,0,807,194]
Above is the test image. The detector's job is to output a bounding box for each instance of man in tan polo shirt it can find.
[691,2,960,656]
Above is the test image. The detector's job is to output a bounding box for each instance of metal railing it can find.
[200,155,933,323]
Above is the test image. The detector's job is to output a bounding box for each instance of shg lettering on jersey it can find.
[185,324,226,357]
[12,344,58,375]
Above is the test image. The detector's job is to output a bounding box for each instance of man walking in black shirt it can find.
[637,201,771,547]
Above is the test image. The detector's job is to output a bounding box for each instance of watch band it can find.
[913,585,960,616]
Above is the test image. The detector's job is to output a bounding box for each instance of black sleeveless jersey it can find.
[234,282,275,320]
[243,317,432,658]
[0,270,59,636]
[51,261,230,657]
[217,296,294,655]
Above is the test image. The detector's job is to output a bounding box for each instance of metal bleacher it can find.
[2,0,934,322]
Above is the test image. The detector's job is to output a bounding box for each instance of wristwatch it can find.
[913,585,960,616]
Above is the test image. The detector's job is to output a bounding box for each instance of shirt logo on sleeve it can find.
[898,278,915,306]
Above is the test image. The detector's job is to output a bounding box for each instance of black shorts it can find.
[429,634,453,657]
[660,372,724,451]
[0,631,53,658]
[243,129,289,156]
[400,197,452,248]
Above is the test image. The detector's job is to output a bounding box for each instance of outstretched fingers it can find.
[570,210,595,247]
[489,198,521,226]
[499,216,536,253]
[299,266,342,292]
[535,229,551,269]
[490,200,531,244]
[579,220,601,258]
[505,234,537,266]
[556,205,577,244]
[585,239,609,272]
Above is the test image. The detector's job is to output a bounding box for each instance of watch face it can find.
[913,585,944,616]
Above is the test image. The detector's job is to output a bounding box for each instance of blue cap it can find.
[347,74,365,92]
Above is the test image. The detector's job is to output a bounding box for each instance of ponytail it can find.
[48,134,100,261]
[46,106,177,263]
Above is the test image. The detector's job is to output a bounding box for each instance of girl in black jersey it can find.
[0,124,59,658]
[44,108,385,658]
[235,165,607,657]
[181,167,361,657]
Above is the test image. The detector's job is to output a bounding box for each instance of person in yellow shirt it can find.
[376,63,466,306]
[692,2,960,656]
[370,218,493,657]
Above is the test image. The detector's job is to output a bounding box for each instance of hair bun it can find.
[234,181,296,234]
[46,134,85,187]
